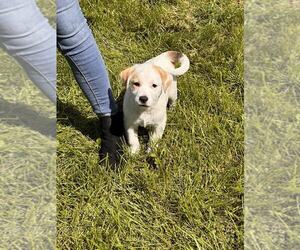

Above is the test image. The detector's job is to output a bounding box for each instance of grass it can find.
[244,1,300,249]
[57,0,243,249]
[0,0,56,248]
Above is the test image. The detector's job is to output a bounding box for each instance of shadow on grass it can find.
[57,99,100,140]
[0,97,56,138]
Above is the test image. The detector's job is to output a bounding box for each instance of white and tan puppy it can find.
[120,51,190,154]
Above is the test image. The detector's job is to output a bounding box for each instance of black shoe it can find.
[98,112,125,168]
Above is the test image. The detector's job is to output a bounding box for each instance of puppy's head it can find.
[120,64,171,108]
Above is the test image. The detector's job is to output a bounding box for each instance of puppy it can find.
[120,51,190,154]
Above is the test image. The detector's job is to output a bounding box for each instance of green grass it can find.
[57,0,243,249]
[244,1,300,249]
[0,0,56,248]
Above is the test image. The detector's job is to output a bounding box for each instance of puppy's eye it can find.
[133,82,140,87]
[152,84,158,88]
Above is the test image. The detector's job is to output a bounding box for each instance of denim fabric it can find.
[0,0,56,103]
[57,0,117,116]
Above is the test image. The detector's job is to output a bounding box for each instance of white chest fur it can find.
[135,109,166,129]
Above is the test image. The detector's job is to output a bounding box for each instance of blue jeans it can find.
[57,0,117,116]
[0,0,117,116]
[0,0,56,103]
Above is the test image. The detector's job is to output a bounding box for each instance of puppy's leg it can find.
[167,80,177,108]
[150,118,167,144]
[126,126,140,154]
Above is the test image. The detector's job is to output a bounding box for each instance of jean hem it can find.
[96,110,118,118]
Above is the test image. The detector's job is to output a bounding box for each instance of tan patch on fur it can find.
[167,51,183,65]
[120,67,134,86]
[153,65,172,91]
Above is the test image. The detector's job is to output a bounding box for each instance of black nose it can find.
[139,96,148,103]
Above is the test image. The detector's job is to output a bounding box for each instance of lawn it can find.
[57,0,244,249]
[244,1,300,249]
[0,0,56,248]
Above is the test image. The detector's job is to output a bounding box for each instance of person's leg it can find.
[56,0,117,116]
[0,0,56,103]
[57,0,123,166]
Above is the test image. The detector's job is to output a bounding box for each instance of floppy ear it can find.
[154,66,172,91]
[120,67,134,86]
